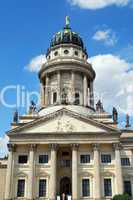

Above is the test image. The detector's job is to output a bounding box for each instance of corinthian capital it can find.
[7,143,16,152]
[49,143,58,151]
[29,144,37,151]
[92,143,100,151]
[71,144,79,150]
[113,143,122,150]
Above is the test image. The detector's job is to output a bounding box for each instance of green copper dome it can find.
[47,17,87,56]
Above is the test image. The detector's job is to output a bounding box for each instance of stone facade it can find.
[1,18,133,200]
[0,159,7,200]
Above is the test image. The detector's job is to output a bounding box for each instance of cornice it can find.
[7,108,121,137]
[39,59,95,80]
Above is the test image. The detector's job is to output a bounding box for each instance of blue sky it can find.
[0,0,133,156]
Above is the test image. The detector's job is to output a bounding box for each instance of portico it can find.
[4,139,124,200]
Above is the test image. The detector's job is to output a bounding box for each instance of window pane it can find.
[74,93,80,105]
[62,151,69,156]
[124,181,131,196]
[80,155,90,164]
[17,179,25,197]
[82,179,90,197]
[121,158,130,166]
[101,154,111,163]
[104,179,112,196]
[53,92,57,103]
[39,155,48,164]
[18,155,28,164]
[39,179,46,197]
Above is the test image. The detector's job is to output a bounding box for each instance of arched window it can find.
[53,92,57,104]
[74,93,80,105]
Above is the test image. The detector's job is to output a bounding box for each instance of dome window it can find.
[54,51,58,56]
[64,50,69,55]
[75,51,78,56]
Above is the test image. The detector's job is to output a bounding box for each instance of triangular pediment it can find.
[8,108,120,135]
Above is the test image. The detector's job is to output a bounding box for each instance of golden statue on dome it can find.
[65,16,70,29]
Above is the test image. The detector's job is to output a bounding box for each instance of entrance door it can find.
[60,177,71,195]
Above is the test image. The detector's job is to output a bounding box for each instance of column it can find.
[90,82,94,108]
[113,143,123,194]
[49,144,58,200]
[71,72,75,104]
[57,71,61,104]
[45,76,49,106]
[83,75,88,107]
[131,178,133,197]
[72,144,79,200]
[88,82,90,107]
[27,144,37,200]
[5,144,16,200]
[93,144,101,200]
[40,82,45,107]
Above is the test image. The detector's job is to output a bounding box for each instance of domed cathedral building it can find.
[1,17,133,200]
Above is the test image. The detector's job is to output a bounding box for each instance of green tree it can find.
[113,194,131,200]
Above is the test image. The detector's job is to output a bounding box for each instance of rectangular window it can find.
[80,155,90,164]
[82,179,90,197]
[124,181,132,196]
[39,179,46,197]
[53,92,57,103]
[17,179,25,197]
[104,178,112,197]
[101,154,111,163]
[39,155,48,164]
[18,155,28,164]
[121,158,130,166]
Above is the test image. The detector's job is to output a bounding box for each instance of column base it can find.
[4,199,12,200]
[49,199,56,200]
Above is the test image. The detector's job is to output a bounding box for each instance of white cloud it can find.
[0,135,9,157]
[68,0,131,9]
[89,54,133,115]
[93,29,118,46]
[26,54,46,72]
